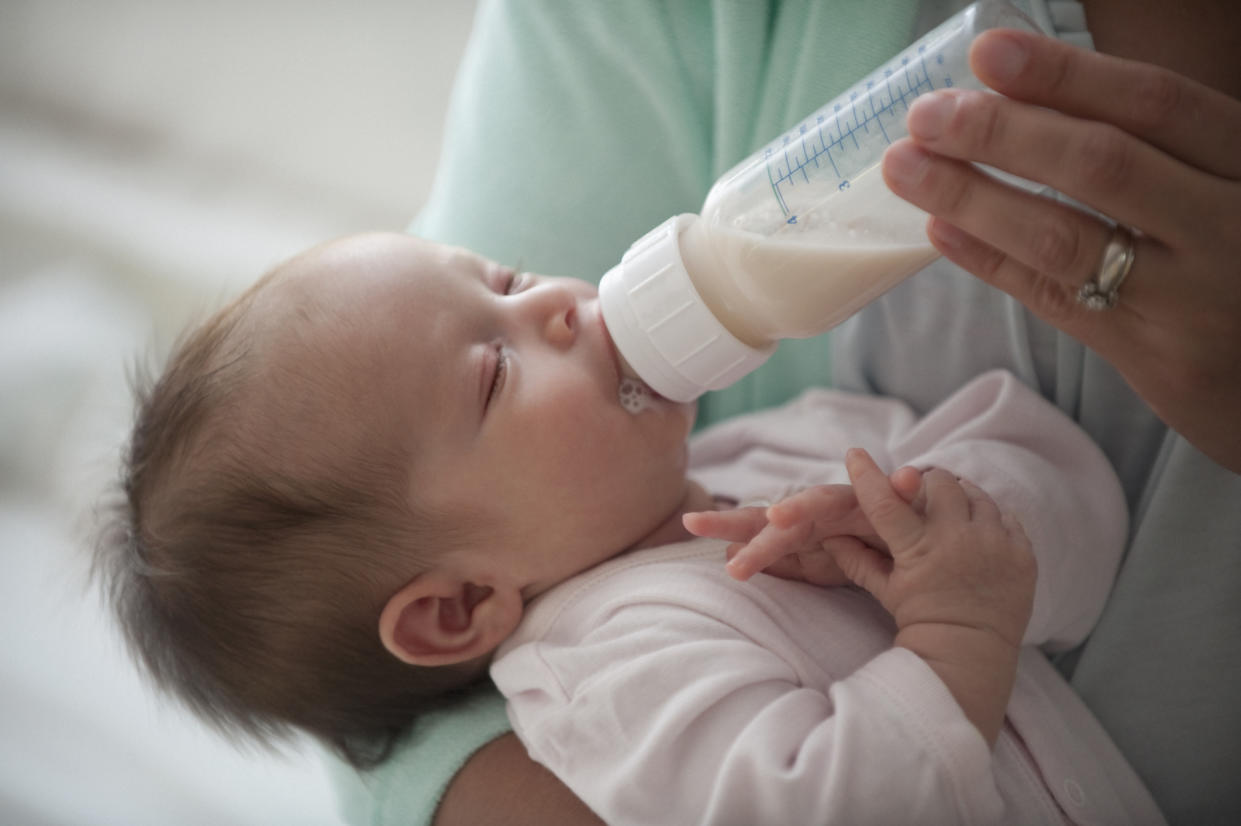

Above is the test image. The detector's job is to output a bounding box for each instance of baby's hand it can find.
[840,448,1036,743]
[837,448,1036,647]
[683,467,921,586]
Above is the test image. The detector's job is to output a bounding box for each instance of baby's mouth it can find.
[607,328,665,413]
[597,301,664,412]
[609,330,641,382]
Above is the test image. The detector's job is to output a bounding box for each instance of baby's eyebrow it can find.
[466,258,502,284]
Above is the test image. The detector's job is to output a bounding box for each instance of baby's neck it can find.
[518,482,719,604]
[629,480,717,552]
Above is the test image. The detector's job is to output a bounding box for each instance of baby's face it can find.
[254,233,697,595]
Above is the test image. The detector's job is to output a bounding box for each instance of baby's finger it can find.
[724,521,812,581]
[683,507,768,543]
[1001,512,1030,546]
[889,466,924,507]
[846,448,924,552]
[766,484,856,529]
[922,468,970,522]
[958,478,1001,523]
[827,536,894,600]
[746,540,853,587]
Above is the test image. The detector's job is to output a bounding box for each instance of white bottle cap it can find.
[599,214,775,402]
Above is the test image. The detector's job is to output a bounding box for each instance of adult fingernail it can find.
[973,31,1028,84]
[907,92,955,140]
[882,141,930,190]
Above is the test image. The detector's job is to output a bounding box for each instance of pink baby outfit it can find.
[492,371,1165,825]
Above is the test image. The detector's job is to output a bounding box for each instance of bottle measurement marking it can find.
[767,48,949,222]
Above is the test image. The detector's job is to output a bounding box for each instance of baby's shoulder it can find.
[508,538,739,643]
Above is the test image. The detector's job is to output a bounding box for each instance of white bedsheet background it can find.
[0,2,476,822]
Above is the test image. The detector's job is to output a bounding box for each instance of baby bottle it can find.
[599,0,1042,402]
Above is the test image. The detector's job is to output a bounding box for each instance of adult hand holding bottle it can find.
[882,28,1241,472]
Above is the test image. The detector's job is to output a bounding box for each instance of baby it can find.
[97,232,1164,824]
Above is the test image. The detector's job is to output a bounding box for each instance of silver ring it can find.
[1077,224,1137,310]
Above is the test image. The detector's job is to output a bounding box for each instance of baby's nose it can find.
[524,281,580,347]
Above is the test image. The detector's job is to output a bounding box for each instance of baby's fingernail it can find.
[907,92,956,140]
[973,31,1028,84]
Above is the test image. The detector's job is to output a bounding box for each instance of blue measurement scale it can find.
[761,24,974,226]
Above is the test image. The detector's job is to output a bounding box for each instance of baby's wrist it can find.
[896,621,1020,667]
[895,622,1021,746]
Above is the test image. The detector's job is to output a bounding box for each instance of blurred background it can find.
[0,1,477,822]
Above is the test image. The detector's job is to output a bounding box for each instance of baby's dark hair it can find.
[93,269,483,768]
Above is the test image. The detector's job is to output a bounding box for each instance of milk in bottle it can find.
[598,0,1041,403]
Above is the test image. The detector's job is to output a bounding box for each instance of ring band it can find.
[1077,224,1137,310]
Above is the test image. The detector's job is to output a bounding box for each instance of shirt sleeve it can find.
[494,594,1005,826]
[327,686,511,826]
[880,370,1128,650]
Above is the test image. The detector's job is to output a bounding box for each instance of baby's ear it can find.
[378,571,523,667]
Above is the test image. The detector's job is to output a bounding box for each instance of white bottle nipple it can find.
[618,377,656,414]
[599,214,775,403]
